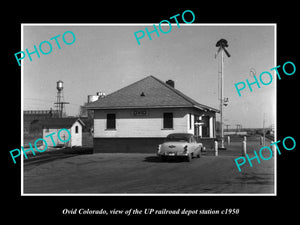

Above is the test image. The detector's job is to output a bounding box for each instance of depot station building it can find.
[86,76,219,153]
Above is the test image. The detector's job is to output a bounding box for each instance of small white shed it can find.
[41,118,85,147]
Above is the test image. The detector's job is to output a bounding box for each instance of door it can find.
[201,116,210,137]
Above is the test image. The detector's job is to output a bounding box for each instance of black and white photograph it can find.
[4,4,298,221]
[21,24,276,195]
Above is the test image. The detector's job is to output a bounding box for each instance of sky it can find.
[23,24,275,128]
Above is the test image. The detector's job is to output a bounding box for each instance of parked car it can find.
[157,133,203,162]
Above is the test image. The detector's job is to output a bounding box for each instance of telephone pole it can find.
[215,39,231,150]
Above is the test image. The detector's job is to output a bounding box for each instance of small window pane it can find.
[163,113,173,129]
[107,114,116,129]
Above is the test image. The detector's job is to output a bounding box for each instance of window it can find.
[106,113,116,129]
[75,125,79,134]
[189,113,192,130]
[166,133,189,142]
[163,113,173,129]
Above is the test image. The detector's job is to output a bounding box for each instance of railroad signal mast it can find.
[215,39,231,150]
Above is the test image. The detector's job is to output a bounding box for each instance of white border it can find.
[21,24,24,194]
[21,23,277,196]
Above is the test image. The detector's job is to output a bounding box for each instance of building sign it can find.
[133,110,148,116]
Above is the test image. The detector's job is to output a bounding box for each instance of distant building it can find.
[40,118,85,147]
[86,75,219,153]
[24,109,60,134]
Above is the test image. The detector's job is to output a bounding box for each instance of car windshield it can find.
[165,135,190,142]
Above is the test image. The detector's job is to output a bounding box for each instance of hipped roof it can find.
[86,75,219,113]
[40,118,85,129]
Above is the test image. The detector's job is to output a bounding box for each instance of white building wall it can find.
[93,108,189,138]
[70,121,82,146]
[43,128,59,147]
[186,113,194,135]
[43,128,72,147]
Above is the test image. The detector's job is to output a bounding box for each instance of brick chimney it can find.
[166,80,175,88]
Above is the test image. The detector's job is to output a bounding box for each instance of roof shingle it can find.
[39,118,85,129]
[86,76,219,112]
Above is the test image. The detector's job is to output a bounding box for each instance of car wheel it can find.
[197,149,201,158]
[186,153,192,162]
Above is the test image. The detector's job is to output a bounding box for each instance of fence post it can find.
[242,140,247,156]
[227,136,230,145]
[214,141,218,156]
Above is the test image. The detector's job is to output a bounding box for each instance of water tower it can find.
[54,80,69,118]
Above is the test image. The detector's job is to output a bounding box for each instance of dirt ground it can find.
[23,136,275,194]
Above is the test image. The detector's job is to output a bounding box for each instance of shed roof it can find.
[86,76,219,113]
[40,118,85,129]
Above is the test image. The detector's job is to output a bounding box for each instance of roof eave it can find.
[194,105,220,113]
[86,105,220,113]
[86,105,193,110]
